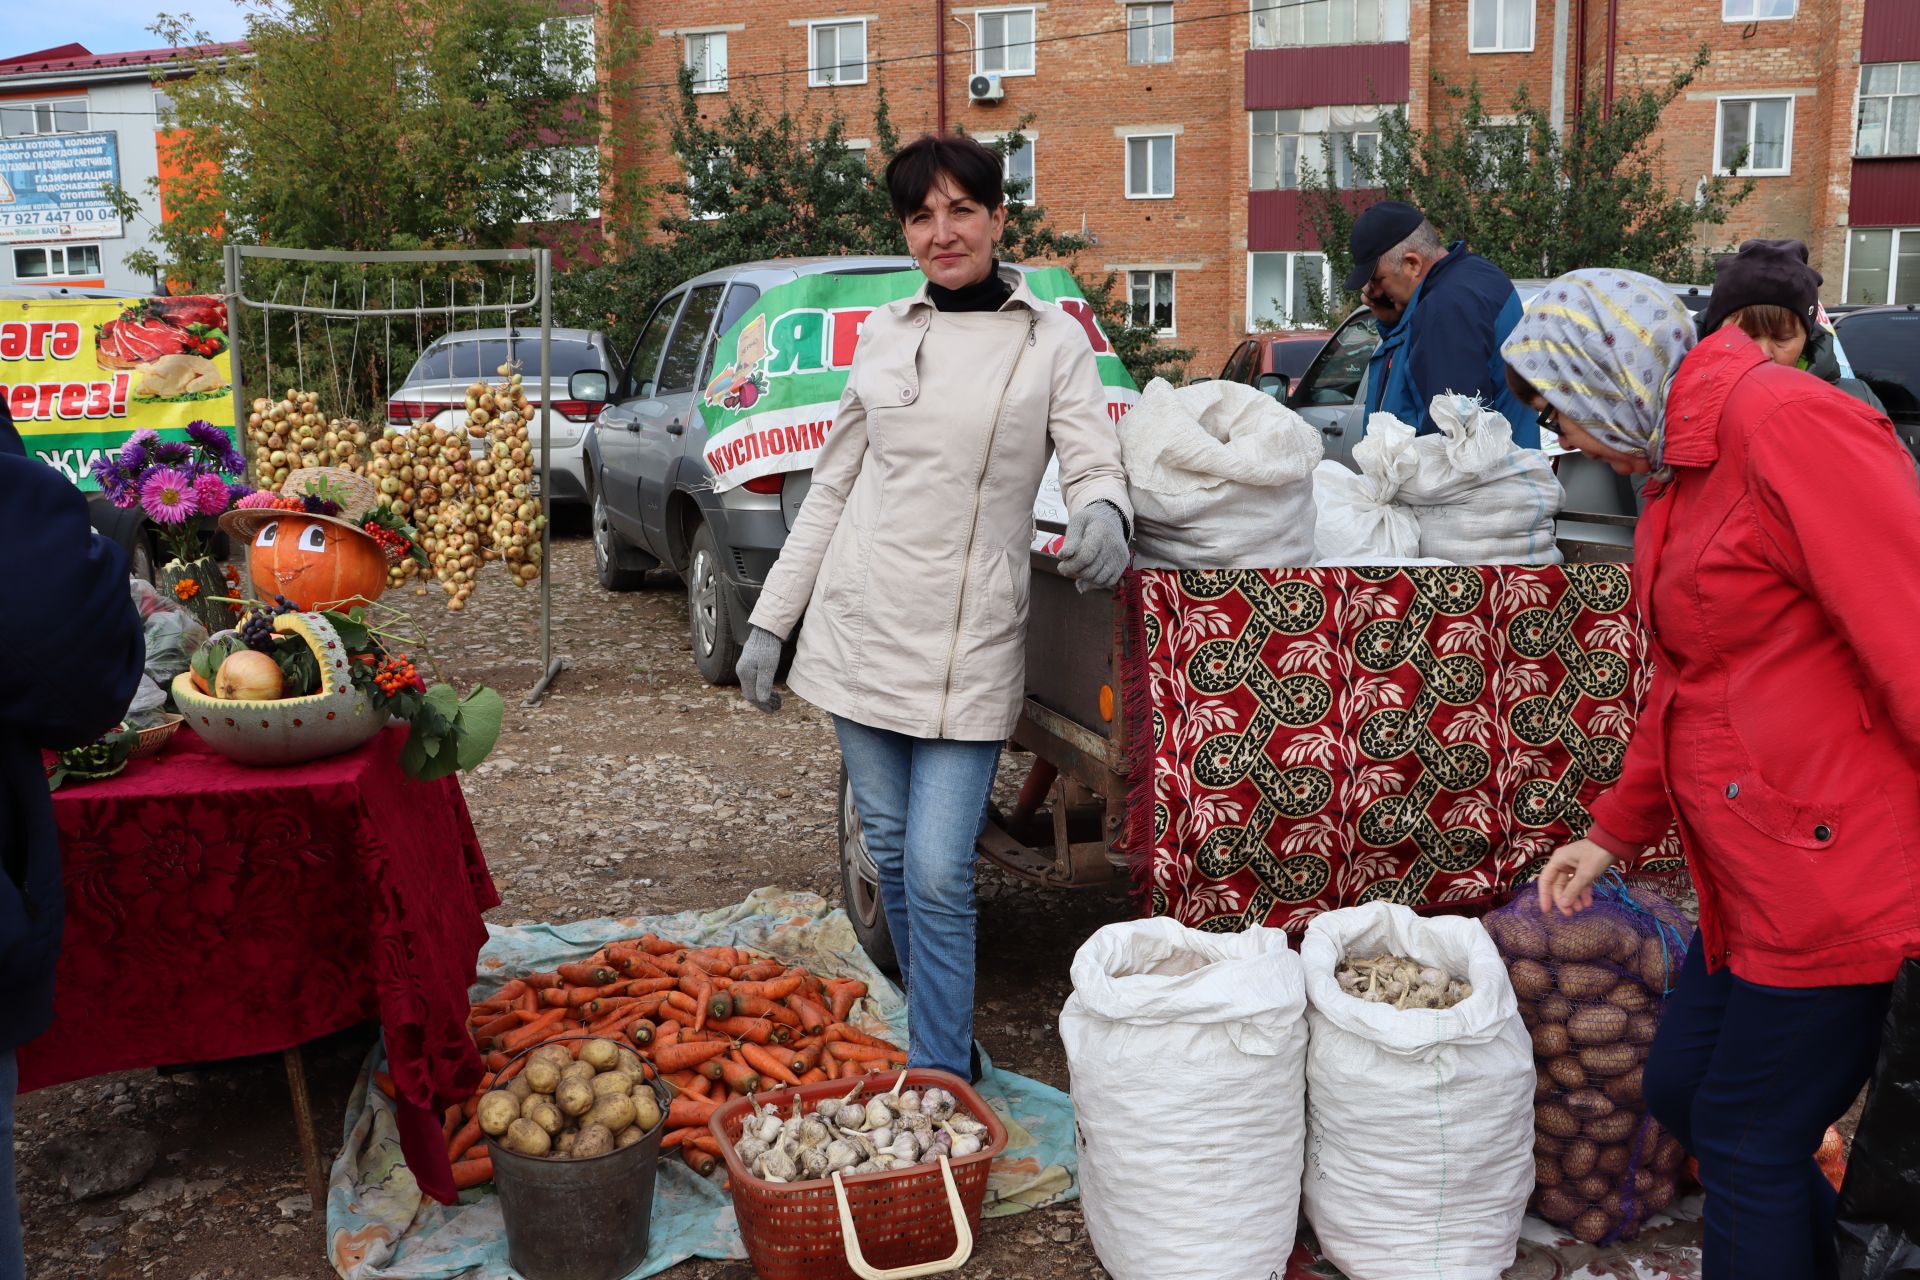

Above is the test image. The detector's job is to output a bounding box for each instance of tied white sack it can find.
[1300,903,1535,1280]
[1312,414,1422,562]
[1399,394,1565,565]
[1060,917,1309,1280]
[1115,377,1322,569]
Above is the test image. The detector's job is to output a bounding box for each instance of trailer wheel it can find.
[838,764,898,976]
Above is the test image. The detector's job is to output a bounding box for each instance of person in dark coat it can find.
[1507,268,1920,1280]
[0,400,144,1278]
[1350,199,1539,446]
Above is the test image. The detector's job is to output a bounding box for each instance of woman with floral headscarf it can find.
[1504,269,1920,1280]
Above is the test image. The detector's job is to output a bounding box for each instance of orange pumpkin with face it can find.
[246,515,389,611]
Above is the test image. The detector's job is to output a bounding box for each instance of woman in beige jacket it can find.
[736,134,1132,1079]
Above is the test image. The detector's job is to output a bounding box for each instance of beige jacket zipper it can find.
[936,311,1039,737]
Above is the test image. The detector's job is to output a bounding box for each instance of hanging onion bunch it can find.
[244,390,368,486]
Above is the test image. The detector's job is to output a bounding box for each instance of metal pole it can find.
[223,243,252,486]
[526,247,565,705]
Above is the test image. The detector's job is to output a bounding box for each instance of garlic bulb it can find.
[736,1136,771,1165]
[864,1098,896,1129]
[798,1117,831,1149]
[950,1133,983,1158]
[759,1146,798,1182]
[800,1147,831,1179]
[825,1139,862,1172]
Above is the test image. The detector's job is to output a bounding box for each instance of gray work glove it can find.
[1058,501,1130,592]
[736,625,784,713]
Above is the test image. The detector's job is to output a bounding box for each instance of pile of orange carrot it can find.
[425,933,903,1188]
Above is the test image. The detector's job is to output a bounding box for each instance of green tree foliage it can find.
[112,0,646,413]
[556,74,1193,388]
[1293,49,1752,326]
[128,0,640,287]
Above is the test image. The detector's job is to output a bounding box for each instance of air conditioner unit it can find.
[968,72,1005,103]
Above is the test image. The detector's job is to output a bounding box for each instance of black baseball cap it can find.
[1344,200,1427,291]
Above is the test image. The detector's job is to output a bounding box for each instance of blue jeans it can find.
[1644,932,1892,1280]
[834,717,1000,1077]
[1,1050,20,1280]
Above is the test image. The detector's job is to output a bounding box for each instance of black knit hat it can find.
[1698,239,1823,339]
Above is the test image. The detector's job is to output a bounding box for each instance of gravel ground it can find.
[17,526,1135,1280]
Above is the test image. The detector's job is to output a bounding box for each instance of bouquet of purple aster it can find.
[90,421,252,626]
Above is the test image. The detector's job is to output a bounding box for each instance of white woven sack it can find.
[1061,917,1310,1280]
[1300,903,1535,1280]
[1312,414,1423,562]
[1116,377,1322,569]
[1401,395,1564,565]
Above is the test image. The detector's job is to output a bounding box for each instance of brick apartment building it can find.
[614,0,1920,376]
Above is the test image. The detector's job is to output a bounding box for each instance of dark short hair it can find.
[884,134,1004,220]
[1725,303,1804,345]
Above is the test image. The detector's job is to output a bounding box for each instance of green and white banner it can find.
[699,266,1137,493]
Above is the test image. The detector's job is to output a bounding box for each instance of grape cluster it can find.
[239,609,277,652]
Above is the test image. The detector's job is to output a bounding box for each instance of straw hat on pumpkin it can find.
[220,467,392,559]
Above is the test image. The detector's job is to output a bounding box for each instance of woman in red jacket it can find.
[1503,268,1920,1280]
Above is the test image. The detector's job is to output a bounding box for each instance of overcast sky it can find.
[5,3,252,58]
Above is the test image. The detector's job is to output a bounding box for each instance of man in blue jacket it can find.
[1349,200,1539,447]
[0,401,143,1278]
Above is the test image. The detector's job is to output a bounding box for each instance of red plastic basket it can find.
[710,1068,1008,1280]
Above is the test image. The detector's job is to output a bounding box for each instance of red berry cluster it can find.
[374,654,418,697]
[361,519,412,563]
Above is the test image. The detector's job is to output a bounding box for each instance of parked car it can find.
[1217,329,1333,398]
[1831,303,1920,459]
[386,328,617,507]
[577,256,918,684]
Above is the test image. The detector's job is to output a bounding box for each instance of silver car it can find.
[576,256,921,685]
[386,327,619,507]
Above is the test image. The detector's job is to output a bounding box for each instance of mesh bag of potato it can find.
[1482,877,1690,1246]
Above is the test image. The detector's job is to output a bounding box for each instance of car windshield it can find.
[405,339,602,386]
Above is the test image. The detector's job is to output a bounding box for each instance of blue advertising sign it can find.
[0,131,125,245]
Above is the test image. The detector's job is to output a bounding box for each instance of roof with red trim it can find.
[0,41,248,77]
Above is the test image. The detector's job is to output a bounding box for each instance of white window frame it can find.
[1722,0,1797,20]
[521,147,601,223]
[1714,94,1794,177]
[0,98,90,138]
[979,130,1038,202]
[543,15,596,88]
[1246,251,1330,329]
[1856,62,1920,158]
[1123,132,1176,199]
[1128,270,1178,336]
[685,31,730,93]
[1250,0,1410,49]
[1249,107,1382,191]
[808,19,870,87]
[1468,0,1535,53]
[685,150,731,222]
[153,89,178,129]
[1843,226,1920,306]
[1127,3,1174,64]
[12,244,104,281]
[975,6,1038,77]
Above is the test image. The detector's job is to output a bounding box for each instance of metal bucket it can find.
[484,1074,668,1280]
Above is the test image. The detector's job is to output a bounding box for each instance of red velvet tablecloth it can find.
[1125,565,1684,932]
[22,724,499,1204]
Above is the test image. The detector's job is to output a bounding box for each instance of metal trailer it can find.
[836,511,1634,972]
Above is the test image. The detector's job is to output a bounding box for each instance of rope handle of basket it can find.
[830,1153,974,1280]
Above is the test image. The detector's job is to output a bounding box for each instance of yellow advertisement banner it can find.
[0,294,237,490]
